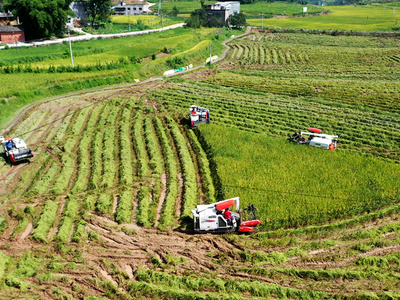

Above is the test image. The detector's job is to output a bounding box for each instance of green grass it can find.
[199,125,400,229]
[248,5,399,32]
[241,2,324,17]
[152,1,215,14]
[111,14,184,28]
[32,200,59,243]
[0,251,9,281]
[0,27,233,131]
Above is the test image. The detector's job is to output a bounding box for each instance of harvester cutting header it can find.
[288,128,338,150]
[190,105,210,128]
[0,136,34,163]
[192,197,260,233]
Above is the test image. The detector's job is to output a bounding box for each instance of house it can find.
[0,5,18,26]
[0,25,25,44]
[0,12,16,25]
[113,0,154,15]
[67,1,88,27]
[205,2,240,24]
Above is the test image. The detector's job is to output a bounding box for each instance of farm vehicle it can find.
[192,197,260,233]
[288,127,338,150]
[190,105,210,128]
[0,136,34,163]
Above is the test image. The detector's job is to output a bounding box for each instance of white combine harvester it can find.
[288,127,338,150]
[0,136,34,163]
[190,105,210,128]
[192,197,260,233]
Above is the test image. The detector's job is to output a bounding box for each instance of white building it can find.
[67,1,88,27]
[113,1,154,15]
[205,2,240,23]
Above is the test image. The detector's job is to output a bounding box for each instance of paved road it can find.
[0,23,185,50]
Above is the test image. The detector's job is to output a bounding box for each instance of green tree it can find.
[4,0,73,39]
[185,8,207,28]
[169,5,179,17]
[86,0,112,24]
[227,12,247,29]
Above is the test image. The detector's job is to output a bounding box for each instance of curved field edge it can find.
[0,27,241,131]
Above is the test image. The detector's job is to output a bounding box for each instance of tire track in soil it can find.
[112,194,119,216]
[2,218,19,239]
[47,197,65,242]
[84,213,238,273]
[154,172,167,228]
[0,164,25,189]
[19,222,33,241]
[176,173,183,218]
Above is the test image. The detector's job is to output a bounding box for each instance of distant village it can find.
[0,1,240,44]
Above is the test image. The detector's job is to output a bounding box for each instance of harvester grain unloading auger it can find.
[191,197,261,233]
[288,127,338,150]
[0,136,34,163]
[190,105,210,129]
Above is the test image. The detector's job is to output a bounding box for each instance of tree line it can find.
[3,0,112,39]
[185,0,246,29]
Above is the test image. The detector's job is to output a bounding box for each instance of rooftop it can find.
[0,25,23,33]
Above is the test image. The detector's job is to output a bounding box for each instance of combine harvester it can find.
[192,197,260,233]
[190,105,210,128]
[0,136,34,163]
[288,127,338,150]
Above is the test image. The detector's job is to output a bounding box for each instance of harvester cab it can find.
[191,197,261,233]
[0,136,34,163]
[288,127,338,150]
[190,105,210,128]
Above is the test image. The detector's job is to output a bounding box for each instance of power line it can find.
[17,100,100,139]
[223,184,358,202]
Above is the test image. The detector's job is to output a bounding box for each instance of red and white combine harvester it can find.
[191,197,261,233]
[0,136,34,163]
[190,105,210,128]
[288,127,338,150]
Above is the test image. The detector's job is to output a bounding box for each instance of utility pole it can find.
[262,14,263,28]
[129,11,131,31]
[158,0,161,17]
[68,27,74,68]
[209,41,212,64]
[13,31,19,54]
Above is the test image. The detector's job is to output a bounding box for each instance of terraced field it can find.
[0,28,399,299]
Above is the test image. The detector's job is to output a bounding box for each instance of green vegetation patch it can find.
[5,252,40,291]
[248,5,399,32]
[200,125,400,229]
[32,200,59,243]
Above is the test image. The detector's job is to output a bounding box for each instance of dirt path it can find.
[0,28,250,137]
[154,173,167,228]
[1,23,186,50]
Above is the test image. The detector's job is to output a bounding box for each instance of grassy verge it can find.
[200,125,400,229]
[247,5,399,31]
[0,27,236,131]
